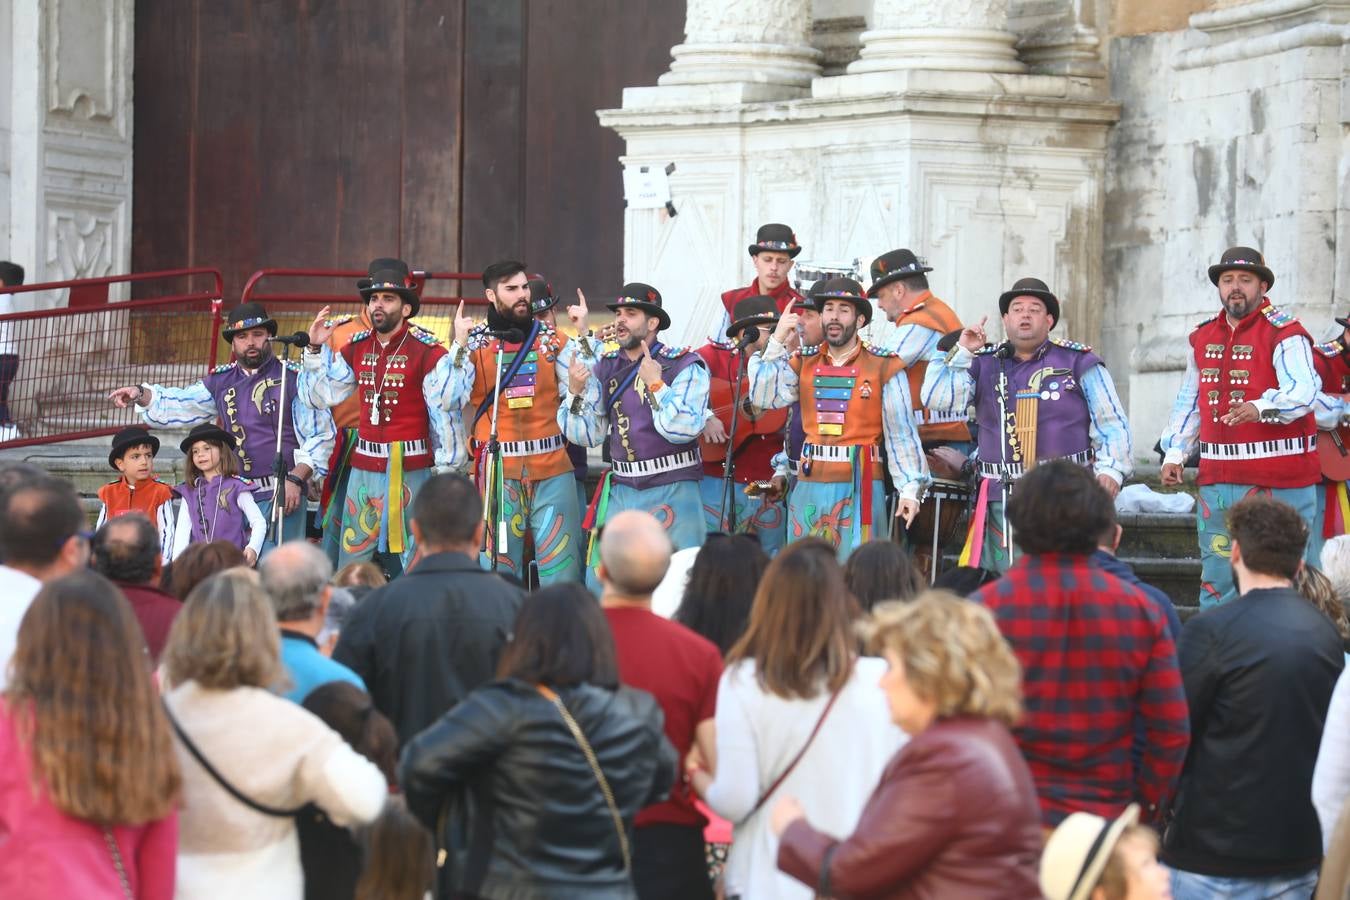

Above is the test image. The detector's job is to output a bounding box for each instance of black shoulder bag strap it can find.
[471,318,542,431]
[163,700,305,818]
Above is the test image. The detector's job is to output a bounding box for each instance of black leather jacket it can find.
[400,679,677,900]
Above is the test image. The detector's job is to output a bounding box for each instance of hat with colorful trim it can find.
[867,248,933,297]
[606,282,670,331]
[221,301,278,341]
[809,276,873,326]
[528,277,561,315]
[748,223,802,259]
[1208,246,1275,288]
[726,295,780,339]
[358,257,422,316]
[998,276,1061,325]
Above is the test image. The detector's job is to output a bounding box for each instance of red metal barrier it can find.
[0,269,224,449]
[239,268,487,351]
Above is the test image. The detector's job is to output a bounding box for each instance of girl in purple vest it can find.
[170,423,266,566]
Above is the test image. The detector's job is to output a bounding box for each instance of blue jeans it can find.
[1170,867,1318,900]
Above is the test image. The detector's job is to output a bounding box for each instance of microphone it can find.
[270,332,312,347]
[734,326,759,352]
[994,341,1014,359]
[487,328,525,343]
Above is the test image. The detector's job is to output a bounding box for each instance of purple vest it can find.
[201,356,301,485]
[972,341,1101,489]
[175,476,253,548]
[595,343,704,489]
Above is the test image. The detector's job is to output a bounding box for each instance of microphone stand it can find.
[269,341,295,546]
[480,339,507,571]
[718,341,750,534]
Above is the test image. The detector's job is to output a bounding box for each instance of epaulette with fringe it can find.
[350,329,373,344]
[1050,337,1094,353]
[210,362,237,374]
[1262,304,1298,329]
[602,347,622,359]
[1192,314,1220,330]
[656,344,691,359]
[411,327,442,347]
[281,359,301,373]
[466,323,491,351]
[706,339,734,352]
[974,344,1001,356]
[798,344,823,358]
[1316,339,1346,357]
[863,341,900,358]
[324,314,355,328]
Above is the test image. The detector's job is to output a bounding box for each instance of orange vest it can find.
[466,324,572,481]
[790,344,904,484]
[97,478,176,522]
[893,291,970,444]
[326,311,374,430]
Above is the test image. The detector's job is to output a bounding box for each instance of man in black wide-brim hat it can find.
[302,257,463,569]
[1159,246,1322,607]
[108,301,334,555]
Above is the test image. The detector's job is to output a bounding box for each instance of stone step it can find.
[1116,512,1197,559]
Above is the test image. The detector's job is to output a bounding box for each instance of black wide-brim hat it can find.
[359,257,422,316]
[749,223,801,259]
[726,295,780,339]
[1208,245,1275,288]
[179,422,238,455]
[108,426,160,468]
[607,282,670,331]
[528,277,561,315]
[868,248,933,297]
[222,301,278,341]
[998,277,1061,326]
[809,277,872,326]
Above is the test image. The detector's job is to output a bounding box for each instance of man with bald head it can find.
[599,510,723,900]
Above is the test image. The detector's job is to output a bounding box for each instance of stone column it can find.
[6,0,134,293]
[849,0,1025,74]
[654,0,822,102]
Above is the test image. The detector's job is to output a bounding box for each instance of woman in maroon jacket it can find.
[770,590,1043,899]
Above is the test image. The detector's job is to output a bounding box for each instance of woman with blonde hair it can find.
[688,538,905,900]
[162,568,387,899]
[0,570,181,898]
[770,590,1044,898]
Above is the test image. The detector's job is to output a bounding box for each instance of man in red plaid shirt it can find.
[971,460,1189,827]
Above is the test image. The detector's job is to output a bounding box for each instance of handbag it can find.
[739,680,846,825]
[536,684,631,873]
[102,827,133,900]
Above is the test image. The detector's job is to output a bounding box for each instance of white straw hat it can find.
[1040,804,1141,900]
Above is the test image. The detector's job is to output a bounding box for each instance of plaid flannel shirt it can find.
[972,553,1190,826]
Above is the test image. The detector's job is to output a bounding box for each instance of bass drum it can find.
[903,446,972,582]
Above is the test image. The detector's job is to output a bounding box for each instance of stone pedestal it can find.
[631,0,821,106]
[3,0,133,302]
[848,0,1025,74]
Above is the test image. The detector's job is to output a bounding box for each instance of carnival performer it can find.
[697,295,790,552]
[559,283,710,575]
[709,223,805,341]
[1160,247,1320,606]
[96,426,178,563]
[445,261,599,584]
[170,423,267,565]
[748,277,927,556]
[923,277,1131,573]
[1311,313,1350,557]
[108,302,334,555]
[866,248,971,449]
[313,302,373,566]
[300,258,466,568]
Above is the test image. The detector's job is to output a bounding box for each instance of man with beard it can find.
[444,261,598,584]
[109,302,334,554]
[1160,247,1320,607]
[923,277,1132,573]
[697,296,790,552]
[748,277,928,556]
[709,223,805,342]
[560,284,710,579]
[300,258,465,568]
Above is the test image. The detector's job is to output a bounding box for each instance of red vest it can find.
[720,279,803,319]
[1315,338,1350,394]
[1189,302,1318,488]
[341,324,448,472]
[697,342,787,483]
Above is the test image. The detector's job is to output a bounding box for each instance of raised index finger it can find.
[576,288,587,309]
[456,299,465,319]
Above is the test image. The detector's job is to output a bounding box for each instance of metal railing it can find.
[0,269,225,448]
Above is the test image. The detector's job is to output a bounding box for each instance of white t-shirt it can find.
[704,656,907,900]
[0,292,17,356]
[0,566,42,688]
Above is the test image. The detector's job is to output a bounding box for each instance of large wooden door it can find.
[133,0,685,302]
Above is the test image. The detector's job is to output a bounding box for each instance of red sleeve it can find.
[698,643,723,723]
[134,811,178,900]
